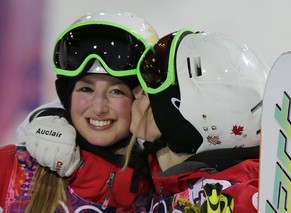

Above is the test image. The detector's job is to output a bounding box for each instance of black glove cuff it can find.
[29,107,70,123]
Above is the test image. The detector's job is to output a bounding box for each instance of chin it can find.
[86,138,113,147]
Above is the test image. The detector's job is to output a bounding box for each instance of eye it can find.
[74,80,95,93]
[109,84,133,99]
[109,89,126,95]
[78,86,94,93]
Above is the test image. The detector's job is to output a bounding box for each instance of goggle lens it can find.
[138,29,193,94]
[138,32,176,93]
[139,49,168,89]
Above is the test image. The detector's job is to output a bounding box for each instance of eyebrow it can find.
[78,76,126,86]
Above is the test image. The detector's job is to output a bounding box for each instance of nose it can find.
[132,86,143,99]
[92,93,109,116]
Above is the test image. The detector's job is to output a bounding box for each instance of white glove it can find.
[26,115,80,177]
[16,99,63,143]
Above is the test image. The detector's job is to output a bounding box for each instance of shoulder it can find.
[0,144,19,206]
[0,144,17,159]
[208,159,259,185]
[0,144,37,209]
[0,143,35,166]
[0,144,37,170]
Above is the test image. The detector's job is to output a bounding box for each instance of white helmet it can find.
[75,11,159,73]
[54,10,159,76]
[74,11,158,46]
[54,11,158,111]
[141,30,269,154]
[177,31,269,153]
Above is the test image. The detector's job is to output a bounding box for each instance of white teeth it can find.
[89,119,111,127]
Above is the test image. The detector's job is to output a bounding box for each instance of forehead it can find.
[78,74,125,85]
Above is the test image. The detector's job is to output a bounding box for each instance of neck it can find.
[156,146,193,171]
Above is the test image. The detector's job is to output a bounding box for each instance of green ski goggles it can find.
[53,21,149,77]
[137,29,193,94]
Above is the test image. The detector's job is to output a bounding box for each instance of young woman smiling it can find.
[0,11,158,213]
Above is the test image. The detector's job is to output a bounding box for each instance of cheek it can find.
[144,110,162,141]
[114,99,132,123]
[130,99,149,134]
[70,93,89,121]
[131,100,146,122]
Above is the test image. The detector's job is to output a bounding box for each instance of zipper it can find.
[159,186,164,201]
[102,172,116,210]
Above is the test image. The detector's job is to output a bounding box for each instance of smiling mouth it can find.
[89,119,112,127]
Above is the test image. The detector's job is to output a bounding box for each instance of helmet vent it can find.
[186,57,193,78]
[251,100,263,114]
[186,57,202,78]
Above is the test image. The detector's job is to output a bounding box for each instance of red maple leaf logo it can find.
[231,125,244,135]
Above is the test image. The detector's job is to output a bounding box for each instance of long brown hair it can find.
[25,166,67,213]
[123,104,151,169]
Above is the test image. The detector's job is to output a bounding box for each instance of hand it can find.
[26,115,80,177]
[16,99,63,143]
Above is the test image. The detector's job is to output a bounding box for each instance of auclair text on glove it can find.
[35,128,62,137]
